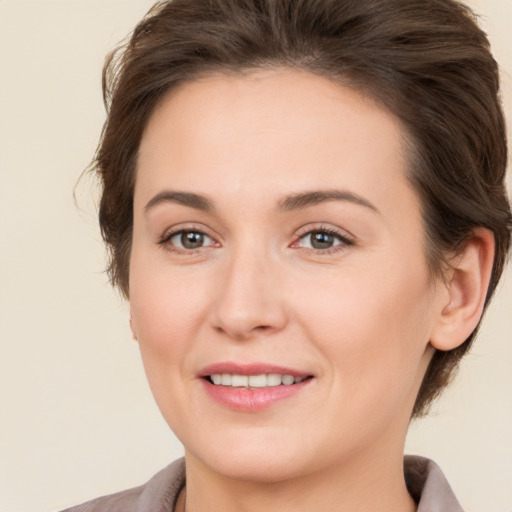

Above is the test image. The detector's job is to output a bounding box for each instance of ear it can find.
[430,228,495,351]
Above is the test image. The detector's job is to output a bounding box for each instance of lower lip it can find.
[201,378,313,412]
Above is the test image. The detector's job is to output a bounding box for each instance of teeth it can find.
[221,374,232,386]
[209,373,307,388]
[231,375,248,387]
[267,373,282,387]
[282,375,295,386]
[248,374,267,387]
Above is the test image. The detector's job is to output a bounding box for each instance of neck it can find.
[181,443,416,512]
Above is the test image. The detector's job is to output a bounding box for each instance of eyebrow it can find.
[277,190,379,213]
[144,191,213,212]
[144,189,379,214]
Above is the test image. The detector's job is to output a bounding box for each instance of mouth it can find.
[198,363,315,411]
[205,373,312,388]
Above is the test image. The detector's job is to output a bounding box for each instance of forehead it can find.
[136,68,414,215]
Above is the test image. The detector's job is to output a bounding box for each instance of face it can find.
[130,68,444,482]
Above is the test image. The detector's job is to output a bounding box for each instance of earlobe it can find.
[430,228,495,351]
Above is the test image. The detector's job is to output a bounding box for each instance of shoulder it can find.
[59,458,186,512]
[405,455,464,512]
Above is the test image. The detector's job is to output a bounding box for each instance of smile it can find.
[199,364,314,411]
[208,373,307,388]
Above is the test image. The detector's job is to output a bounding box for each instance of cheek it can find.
[129,258,210,366]
[128,263,213,426]
[294,261,435,394]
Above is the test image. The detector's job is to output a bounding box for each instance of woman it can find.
[63,0,511,510]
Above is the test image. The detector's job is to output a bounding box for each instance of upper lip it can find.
[198,362,312,378]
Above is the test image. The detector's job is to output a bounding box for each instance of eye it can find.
[301,230,340,250]
[162,229,216,251]
[294,227,354,253]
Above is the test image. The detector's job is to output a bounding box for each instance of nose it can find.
[210,248,288,341]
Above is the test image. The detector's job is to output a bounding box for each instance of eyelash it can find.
[292,225,355,256]
[158,224,355,255]
[158,225,217,254]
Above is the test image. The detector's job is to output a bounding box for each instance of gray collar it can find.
[154,456,464,512]
[62,455,464,511]
[405,455,464,511]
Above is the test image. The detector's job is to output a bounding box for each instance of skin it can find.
[129,68,493,512]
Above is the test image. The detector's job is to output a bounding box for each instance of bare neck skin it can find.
[179,420,417,512]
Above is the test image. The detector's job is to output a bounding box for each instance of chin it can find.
[184,428,314,483]
[204,453,306,483]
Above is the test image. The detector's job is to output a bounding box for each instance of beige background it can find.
[0,1,510,511]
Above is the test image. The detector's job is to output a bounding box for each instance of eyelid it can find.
[156,222,355,255]
[158,223,220,252]
[291,224,355,253]
[295,223,354,240]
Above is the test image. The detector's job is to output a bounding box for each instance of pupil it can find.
[182,231,204,249]
[311,231,333,249]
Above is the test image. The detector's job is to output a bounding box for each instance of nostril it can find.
[254,325,272,332]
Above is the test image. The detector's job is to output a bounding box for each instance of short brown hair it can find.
[92,0,511,417]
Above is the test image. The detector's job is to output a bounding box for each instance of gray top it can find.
[60,455,464,512]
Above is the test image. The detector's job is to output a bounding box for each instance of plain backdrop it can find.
[0,1,511,511]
